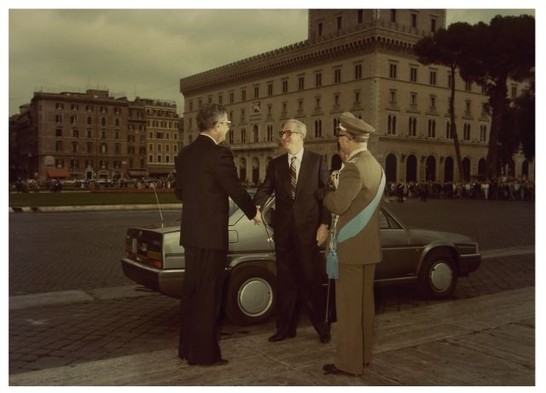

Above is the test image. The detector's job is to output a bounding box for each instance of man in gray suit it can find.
[318,112,384,376]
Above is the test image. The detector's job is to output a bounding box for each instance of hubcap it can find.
[429,261,453,292]
[238,278,273,317]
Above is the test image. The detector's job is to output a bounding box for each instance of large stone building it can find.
[179,9,531,184]
[9,89,181,182]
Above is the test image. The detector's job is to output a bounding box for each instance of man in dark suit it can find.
[254,119,331,344]
[175,103,261,366]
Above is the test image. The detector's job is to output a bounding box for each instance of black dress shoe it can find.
[323,363,358,376]
[319,333,331,344]
[268,332,296,342]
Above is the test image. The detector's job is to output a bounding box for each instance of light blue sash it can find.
[326,169,385,279]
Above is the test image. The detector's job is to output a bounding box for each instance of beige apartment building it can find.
[179,9,531,184]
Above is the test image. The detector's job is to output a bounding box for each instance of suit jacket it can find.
[175,135,257,251]
[323,150,383,265]
[254,149,331,246]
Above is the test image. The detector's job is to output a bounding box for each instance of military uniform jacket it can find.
[323,150,383,265]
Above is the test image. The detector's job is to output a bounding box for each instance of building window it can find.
[55,140,63,152]
[282,80,288,93]
[431,18,437,32]
[429,95,437,111]
[408,117,417,136]
[267,83,273,97]
[55,114,63,124]
[315,97,321,110]
[389,90,397,105]
[357,10,363,23]
[240,128,247,144]
[427,119,436,138]
[315,72,322,87]
[465,100,472,116]
[267,124,273,141]
[387,114,397,135]
[410,92,418,106]
[314,119,323,138]
[334,93,340,107]
[511,85,518,99]
[218,94,223,104]
[466,81,473,91]
[253,126,259,142]
[337,15,342,30]
[334,69,341,84]
[318,22,323,37]
[229,92,234,104]
[241,89,247,101]
[354,91,361,104]
[298,76,305,91]
[354,64,362,80]
[390,9,396,23]
[411,13,417,28]
[410,66,418,82]
[480,125,487,142]
[101,117,107,126]
[254,86,259,99]
[101,143,108,154]
[56,128,63,137]
[72,128,79,138]
[463,123,471,140]
[446,121,453,139]
[389,63,398,79]
[429,70,437,85]
[56,103,64,110]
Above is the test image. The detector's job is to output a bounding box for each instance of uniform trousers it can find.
[178,247,226,365]
[334,263,376,375]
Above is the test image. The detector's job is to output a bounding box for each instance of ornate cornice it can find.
[179,24,422,96]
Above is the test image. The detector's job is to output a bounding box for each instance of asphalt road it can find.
[9,199,535,296]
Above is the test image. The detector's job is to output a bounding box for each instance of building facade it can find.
[179,9,532,185]
[9,89,181,182]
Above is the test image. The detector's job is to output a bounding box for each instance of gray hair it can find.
[282,119,307,138]
[196,103,227,131]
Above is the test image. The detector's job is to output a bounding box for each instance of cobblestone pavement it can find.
[9,253,534,375]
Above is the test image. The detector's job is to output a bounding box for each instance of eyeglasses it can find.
[217,120,231,126]
[279,130,303,137]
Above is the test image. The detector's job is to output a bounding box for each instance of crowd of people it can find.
[386,177,535,202]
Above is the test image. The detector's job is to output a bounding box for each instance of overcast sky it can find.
[6,5,536,116]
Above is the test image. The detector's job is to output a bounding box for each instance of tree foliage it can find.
[459,15,535,178]
[414,14,535,179]
[414,22,475,182]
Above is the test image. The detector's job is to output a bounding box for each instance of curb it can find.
[9,204,180,213]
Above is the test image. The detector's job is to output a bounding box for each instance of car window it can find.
[380,209,403,229]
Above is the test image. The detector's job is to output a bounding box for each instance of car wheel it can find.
[224,265,276,326]
[418,249,458,300]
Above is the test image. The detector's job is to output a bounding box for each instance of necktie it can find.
[290,156,297,199]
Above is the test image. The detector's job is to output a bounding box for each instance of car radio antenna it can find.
[151,183,164,227]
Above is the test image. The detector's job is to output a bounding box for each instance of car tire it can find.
[224,265,276,326]
[418,249,458,300]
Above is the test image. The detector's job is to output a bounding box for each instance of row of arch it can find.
[236,153,531,185]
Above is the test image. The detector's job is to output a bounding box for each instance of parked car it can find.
[121,197,481,326]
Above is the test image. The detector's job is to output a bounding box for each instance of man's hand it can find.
[316,223,329,246]
[253,206,263,225]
